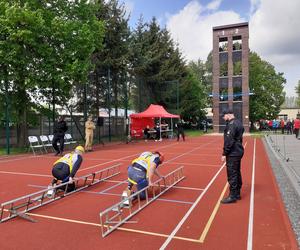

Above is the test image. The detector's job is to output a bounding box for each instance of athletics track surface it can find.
[0,135,298,250]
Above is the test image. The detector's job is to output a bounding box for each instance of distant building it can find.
[278,108,300,120]
[212,22,250,132]
[99,108,135,117]
[54,105,135,118]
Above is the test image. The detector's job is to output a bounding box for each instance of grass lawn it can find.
[250,130,269,138]
[0,147,28,155]
[185,129,212,137]
[0,130,213,156]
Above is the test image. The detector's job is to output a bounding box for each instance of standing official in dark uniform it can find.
[52,116,68,156]
[221,109,244,204]
[176,120,185,141]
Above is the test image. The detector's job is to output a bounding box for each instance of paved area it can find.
[264,133,300,246]
[266,134,300,187]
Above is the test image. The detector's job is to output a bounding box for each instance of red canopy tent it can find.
[129,104,180,138]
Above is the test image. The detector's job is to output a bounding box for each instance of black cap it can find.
[221,108,233,117]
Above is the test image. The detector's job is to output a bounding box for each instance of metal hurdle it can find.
[0,163,121,223]
[265,134,290,162]
[99,166,185,237]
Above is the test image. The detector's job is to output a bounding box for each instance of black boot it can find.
[221,196,237,204]
[236,189,241,200]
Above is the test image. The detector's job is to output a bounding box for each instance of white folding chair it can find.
[39,135,53,153]
[64,134,71,149]
[129,130,141,143]
[65,133,77,147]
[48,135,54,142]
[49,134,65,151]
[28,136,44,155]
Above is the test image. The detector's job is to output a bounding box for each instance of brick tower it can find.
[212,22,249,133]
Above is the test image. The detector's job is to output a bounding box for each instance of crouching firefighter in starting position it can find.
[122,151,165,206]
[47,145,85,196]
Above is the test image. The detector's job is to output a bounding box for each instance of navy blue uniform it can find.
[52,119,68,154]
[223,118,244,199]
[176,122,185,141]
[127,152,161,199]
[52,153,83,192]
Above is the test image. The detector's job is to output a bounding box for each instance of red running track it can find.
[0,136,298,250]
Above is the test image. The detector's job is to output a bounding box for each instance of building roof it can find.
[213,22,248,31]
[130,104,180,118]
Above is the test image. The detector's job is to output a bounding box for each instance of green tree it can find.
[88,0,131,120]
[36,0,105,120]
[0,0,104,146]
[249,52,286,122]
[188,59,211,93]
[180,69,207,121]
[0,1,49,146]
[131,17,186,113]
[295,80,300,107]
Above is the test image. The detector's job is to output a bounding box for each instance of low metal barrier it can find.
[99,166,185,237]
[0,163,121,223]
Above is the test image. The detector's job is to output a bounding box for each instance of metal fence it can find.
[0,115,127,147]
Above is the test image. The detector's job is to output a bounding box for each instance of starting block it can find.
[99,166,185,237]
[0,163,121,223]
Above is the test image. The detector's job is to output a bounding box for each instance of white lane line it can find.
[0,139,218,181]
[88,178,204,191]
[78,142,180,172]
[117,160,220,168]
[27,184,195,205]
[159,162,226,249]
[169,162,220,168]
[247,138,256,250]
[0,170,51,178]
[0,155,42,164]
[159,141,248,249]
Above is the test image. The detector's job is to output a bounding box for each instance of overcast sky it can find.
[123,0,299,97]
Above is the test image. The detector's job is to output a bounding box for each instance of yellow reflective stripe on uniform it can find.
[128,177,137,185]
[53,153,74,173]
[131,152,153,174]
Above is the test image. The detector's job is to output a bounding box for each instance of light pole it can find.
[83,81,88,123]
[5,78,10,155]
[107,68,111,142]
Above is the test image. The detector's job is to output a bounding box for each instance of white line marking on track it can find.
[0,155,42,164]
[0,170,51,178]
[159,141,248,249]
[159,162,226,249]
[119,159,220,168]
[247,138,256,250]
[27,184,196,205]
[78,142,180,172]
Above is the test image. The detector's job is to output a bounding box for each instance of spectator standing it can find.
[52,116,68,156]
[268,120,273,131]
[272,119,277,133]
[286,119,293,135]
[154,123,161,141]
[143,125,150,141]
[294,117,300,139]
[85,116,96,152]
[280,119,285,134]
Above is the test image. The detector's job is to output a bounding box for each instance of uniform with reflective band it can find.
[53,153,83,179]
[54,153,75,173]
[128,152,160,184]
